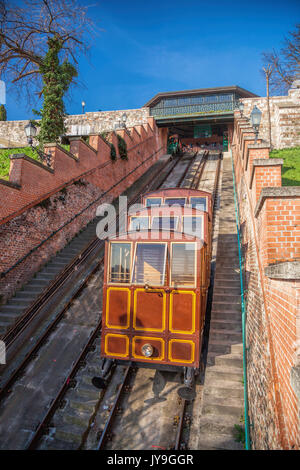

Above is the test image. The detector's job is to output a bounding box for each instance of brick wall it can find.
[0,117,168,300]
[0,107,150,147]
[232,113,300,449]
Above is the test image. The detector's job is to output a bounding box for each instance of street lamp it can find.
[122,112,127,128]
[24,121,37,146]
[82,100,86,114]
[24,122,51,167]
[238,100,244,117]
[250,105,262,144]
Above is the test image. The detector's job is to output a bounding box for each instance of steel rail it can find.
[96,366,132,450]
[26,320,103,450]
[176,151,198,188]
[174,399,187,450]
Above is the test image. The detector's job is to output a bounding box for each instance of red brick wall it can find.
[232,114,300,449]
[0,118,167,300]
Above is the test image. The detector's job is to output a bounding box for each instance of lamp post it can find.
[82,100,86,114]
[24,122,51,167]
[250,105,262,144]
[121,112,127,128]
[238,100,244,117]
[24,121,37,146]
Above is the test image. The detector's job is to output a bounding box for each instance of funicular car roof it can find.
[142,187,212,200]
[108,229,206,243]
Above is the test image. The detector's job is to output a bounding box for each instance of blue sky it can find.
[5,0,300,120]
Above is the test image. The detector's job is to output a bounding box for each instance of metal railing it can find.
[150,101,239,118]
[230,148,251,450]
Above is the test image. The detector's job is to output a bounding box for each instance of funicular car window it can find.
[151,216,178,230]
[183,216,203,238]
[109,243,131,283]
[171,243,196,287]
[165,197,186,207]
[190,197,207,211]
[145,197,162,207]
[132,243,167,286]
[130,216,149,231]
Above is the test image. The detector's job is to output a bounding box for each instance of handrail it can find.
[230,148,251,450]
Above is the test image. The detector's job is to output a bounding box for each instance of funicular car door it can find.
[130,237,202,368]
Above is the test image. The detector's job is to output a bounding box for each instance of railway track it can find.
[92,151,222,451]
[0,150,203,450]
[28,151,205,450]
[31,150,218,451]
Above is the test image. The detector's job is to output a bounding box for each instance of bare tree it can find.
[262,24,300,95]
[0,0,93,101]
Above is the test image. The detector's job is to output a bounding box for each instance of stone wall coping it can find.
[0,178,21,189]
[44,142,80,161]
[248,143,270,149]
[253,158,283,167]
[9,153,54,174]
[277,102,300,109]
[265,261,300,280]
[67,138,97,154]
[245,143,270,170]
[290,366,300,401]
[250,159,283,189]
[255,186,300,217]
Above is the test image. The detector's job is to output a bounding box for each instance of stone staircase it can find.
[0,220,98,336]
[198,152,245,450]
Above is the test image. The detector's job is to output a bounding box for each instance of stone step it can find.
[213,277,240,286]
[211,302,241,313]
[213,287,241,295]
[205,365,243,383]
[213,294,241,304]
[7,298,33,307]
[231,343,243,355]
[199,414,241,437]
[28,279,49,287]
[213,353,243,369]
[217,260,240,268]
[210,320,242,333]
[13,291,40,299]
[207,340,232,355]
[204,383,244,400]
[202,402,243,420]
[209,328,242,343]
[198,432,244,450]
[210,310,242,322]
[0,304,25,315]
[43,266,63,274]
[34,273,56,281]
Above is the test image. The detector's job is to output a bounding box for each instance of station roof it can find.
[144,85,258,107]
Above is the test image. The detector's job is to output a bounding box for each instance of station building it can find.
[144,85,257,150]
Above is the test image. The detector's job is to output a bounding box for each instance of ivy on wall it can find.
[117,134,128,160]
[101,132,117,161]
[33,37,77,146]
